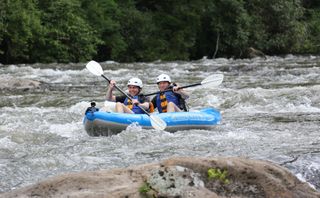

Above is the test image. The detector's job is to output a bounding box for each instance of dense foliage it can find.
[0,0,319,64]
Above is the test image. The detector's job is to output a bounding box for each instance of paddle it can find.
[144,73,224,96]
[86,60,167,131]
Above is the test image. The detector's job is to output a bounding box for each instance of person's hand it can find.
[172,85,182,93]
[132,99,140,105]
[109,80,116,90]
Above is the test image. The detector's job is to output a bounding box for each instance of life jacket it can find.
[124,95,147,114]
[156,91,187,113]
[149,102,155,113]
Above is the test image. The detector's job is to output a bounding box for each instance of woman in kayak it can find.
[106,77,149,114]
[151,74,189,113]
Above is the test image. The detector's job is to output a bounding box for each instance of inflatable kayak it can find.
[83,107,221,136]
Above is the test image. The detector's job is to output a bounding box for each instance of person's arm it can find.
[106,80,116,101]
[132,95,149,110]
[138,101,150,110]
[173,84,189,99]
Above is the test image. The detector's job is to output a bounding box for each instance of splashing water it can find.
[0,55,320,192]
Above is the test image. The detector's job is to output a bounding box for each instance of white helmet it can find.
[127,77,143,88]
[156,74,171,83]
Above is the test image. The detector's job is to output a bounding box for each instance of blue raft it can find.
[83,108,221,136]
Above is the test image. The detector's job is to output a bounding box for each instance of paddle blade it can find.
[86,60,104,76]
[150,115,167,130]
[201,74,224,88]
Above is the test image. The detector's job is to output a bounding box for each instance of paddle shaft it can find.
[102,74,151,116]
[144,82,201,97]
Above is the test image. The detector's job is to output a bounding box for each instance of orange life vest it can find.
[149,102,155,113]
[160,93,168,113]
[126,96,152,113]
[126,98,133,110]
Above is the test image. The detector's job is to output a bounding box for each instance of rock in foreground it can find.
[2,157,319,198]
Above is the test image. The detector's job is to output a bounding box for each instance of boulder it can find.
[244,47,267,59]
[1,157,319,198]
[0,76,42,91]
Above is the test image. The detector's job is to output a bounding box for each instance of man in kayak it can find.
[151,74,189,113]
[106,77,150,114]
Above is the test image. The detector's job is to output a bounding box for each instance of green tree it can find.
[0,0,42,63]
[301,0,320,53]
[118,0,202,62]
[1,0,319,63]
[81,0,126,61]
[117,0,156,62]
[33,0,100,63]
[194,0,250,58]
[0,1,4,56]
[245,0,307,54]
[151,1,201,60]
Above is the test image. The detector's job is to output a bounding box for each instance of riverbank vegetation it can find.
[1,0,319,64]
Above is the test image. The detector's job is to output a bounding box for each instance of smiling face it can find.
[128,85,140,96]
[157,81,170,91]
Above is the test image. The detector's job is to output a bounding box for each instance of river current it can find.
[0,55,319,192]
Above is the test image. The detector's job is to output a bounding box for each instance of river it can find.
[0,55,319,192]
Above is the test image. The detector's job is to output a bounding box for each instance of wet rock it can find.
[146,165,216,197]
[243,47,267,59]
[0,76,42,90]
[1,157,319,198]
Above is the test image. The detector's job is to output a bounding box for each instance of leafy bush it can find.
[208,168,230,184]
